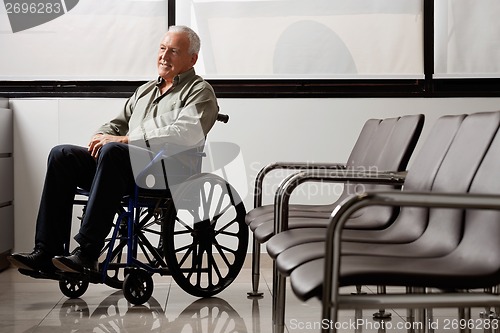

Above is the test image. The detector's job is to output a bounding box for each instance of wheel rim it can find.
[59,278,89,298]
[123,270,154,305]
[165,174,248,297]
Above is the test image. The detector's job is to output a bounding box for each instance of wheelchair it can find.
[23,114,249,305]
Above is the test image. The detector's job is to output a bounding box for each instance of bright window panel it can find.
[0,0,168,80]
[434,0,500,78]
[177,0,424,79]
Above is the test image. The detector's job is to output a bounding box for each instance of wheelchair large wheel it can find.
[164,173,248,297]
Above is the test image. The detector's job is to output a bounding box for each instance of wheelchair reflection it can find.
[40,292,248,333]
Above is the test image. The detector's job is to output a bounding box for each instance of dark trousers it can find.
[35,142,135,259]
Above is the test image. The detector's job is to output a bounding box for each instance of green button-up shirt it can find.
[96,68,219,148]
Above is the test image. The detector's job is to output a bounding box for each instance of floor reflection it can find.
[42,291,249,333]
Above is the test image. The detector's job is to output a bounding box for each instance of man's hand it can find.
[88,134,129,159]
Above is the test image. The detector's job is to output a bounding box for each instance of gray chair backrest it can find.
[343,114,424,228]
[363,114,466,241]
[456,116,500,288]
[419,111,500,253]
[380,112,500,245]
[344,118,381,168]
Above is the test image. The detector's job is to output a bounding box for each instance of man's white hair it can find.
[168,25,201,55]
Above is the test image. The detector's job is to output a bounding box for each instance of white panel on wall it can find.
[0,158,13,204]
[58,98,127,146]
[0,206,14,253]
[0,108,13,153]
[0,103,13,257]
[12,99,59,251]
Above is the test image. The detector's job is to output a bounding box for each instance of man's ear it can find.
[191,53,199,66]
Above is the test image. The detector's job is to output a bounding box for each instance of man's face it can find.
[157,31,198,82]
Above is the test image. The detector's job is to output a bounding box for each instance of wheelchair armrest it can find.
[136,113,228,181]
[322,190,500,309]
[134,146,206,186]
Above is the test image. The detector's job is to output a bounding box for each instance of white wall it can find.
[10,97,500,252]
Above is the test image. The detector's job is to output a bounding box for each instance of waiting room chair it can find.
[287,110,500,333]
[246,115,424,296]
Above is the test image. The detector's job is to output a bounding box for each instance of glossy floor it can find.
[0,264,496,333]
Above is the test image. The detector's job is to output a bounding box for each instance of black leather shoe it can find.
[8,249,54,272]
[52,248,98,273]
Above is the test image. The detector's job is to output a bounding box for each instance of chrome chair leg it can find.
[272,269,287,333]
[412,288,426,333]
[373,285,392,319]
[352,285,367,295]
[458,307,471,333]
[248,238,264,298]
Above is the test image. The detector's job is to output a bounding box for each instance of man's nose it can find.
[160,49,169,60]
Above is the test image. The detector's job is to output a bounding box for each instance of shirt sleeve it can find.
[129,82,219,147]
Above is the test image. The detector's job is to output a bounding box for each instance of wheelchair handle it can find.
[217,113,229,123]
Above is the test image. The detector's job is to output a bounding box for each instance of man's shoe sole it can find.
[8,255,37,271]
[52,257,82,273]
[18,268,59,280]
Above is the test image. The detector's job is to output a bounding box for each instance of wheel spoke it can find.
[213,241,236,267]
[200,185,210,221]
[174,243,194,253]
[175,216,194,233]
[177,243,195,266]
[207,250,223,282]
[214,218,238,236]
[211,186,226,218]
[204,183,216,219]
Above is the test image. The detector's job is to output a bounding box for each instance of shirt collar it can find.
[156,67,196,88]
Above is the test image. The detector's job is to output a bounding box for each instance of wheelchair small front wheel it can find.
[164,173,248,297]
[59,277,89,298]
[123,269,154,305]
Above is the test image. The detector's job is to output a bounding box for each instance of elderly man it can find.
[9,26,219,273]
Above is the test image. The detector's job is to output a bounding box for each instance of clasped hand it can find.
[88,134,129,159]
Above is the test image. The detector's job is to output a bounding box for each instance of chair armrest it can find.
[253,162,348,208]
[322,190,500,313]
[274,169,406,234]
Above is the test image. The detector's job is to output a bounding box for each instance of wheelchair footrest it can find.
[18,268,60,280]
[19,267,104,284]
